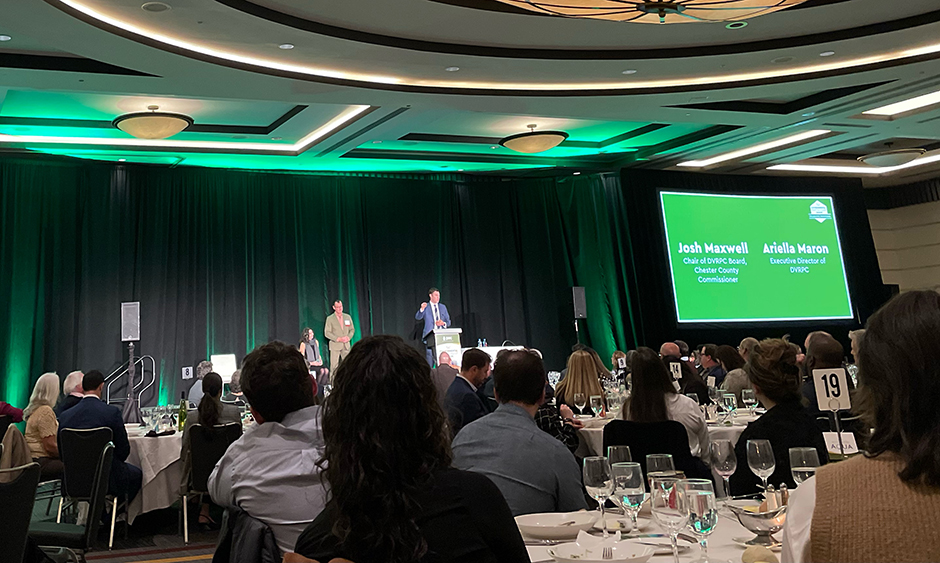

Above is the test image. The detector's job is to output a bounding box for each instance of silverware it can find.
[559,520,577,526]
[602,546,613,560]
[523,539,566,546]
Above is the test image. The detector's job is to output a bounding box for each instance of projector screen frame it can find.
[657,188,857,328]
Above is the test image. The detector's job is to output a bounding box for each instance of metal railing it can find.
[105,355,156,405]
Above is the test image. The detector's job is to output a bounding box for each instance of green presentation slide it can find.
[660,191,854,323]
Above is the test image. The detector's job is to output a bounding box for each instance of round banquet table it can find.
[125,427,182,524]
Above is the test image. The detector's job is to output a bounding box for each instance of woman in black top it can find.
[728,338,828,496]
[293,335,528,563]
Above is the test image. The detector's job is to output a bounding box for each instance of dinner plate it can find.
[549,541,654,563]
[516,512,598,539]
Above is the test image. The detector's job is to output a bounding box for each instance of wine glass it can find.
[685,393,700,405]
[646,453,676,490]
[747,439,776,490]
[612,462,646,533]
[789,447,821,485]
[721,394,737,414]
[583,456,614,537]
[607,445,632,464]
[650,477,689,563]
[707,386,721,404]
[741,389,757,415]
[590,395,604,417]
[573,392,587,414]
[710,440,737,500]
[679,479,720,563]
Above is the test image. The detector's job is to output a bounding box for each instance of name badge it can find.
[344,319,351,326]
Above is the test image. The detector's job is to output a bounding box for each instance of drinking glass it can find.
[573,392,587,413]
[741,389,757,415]
[646,453,676,490]
[583,456,614,537]
[685,393,700,405]
[710,440,736,500]
[721,394,738,415]
[650,477,689,563]
[590,395,604,417]
[707,386,721,404]
[789,447,821,485]
[612,462,646,532]
[679,479,720,563]
[747,439,776,490]
[607,445,632,464]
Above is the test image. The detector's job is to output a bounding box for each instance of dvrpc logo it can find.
[809,200,832,223]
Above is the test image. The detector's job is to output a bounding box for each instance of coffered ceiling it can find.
[1,0,940,183]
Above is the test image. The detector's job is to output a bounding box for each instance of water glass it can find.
[646,453,676,490]
[573,392,587,413]
[710,439,737,500]
[607,445,632,464]
[789,447,821,485]
[650,477,689,563]
[747,439,776,490]
[741,389,757,415]
[590,395,604,417]
[583,456,614,537]
[679,479,719,563]
[612,462,646,532]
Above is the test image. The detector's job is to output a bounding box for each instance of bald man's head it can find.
[660,342,680,357]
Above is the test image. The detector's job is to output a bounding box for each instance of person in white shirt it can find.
[208,341,326,554]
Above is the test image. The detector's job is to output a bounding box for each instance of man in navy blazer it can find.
[414,287,452,366]
[58,370,143,501]
[444,348,491,435]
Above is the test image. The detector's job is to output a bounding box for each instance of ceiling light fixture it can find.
[445,66,460,72]
[113,105,193,139]
[726,21,748,29]
[499,124,569,154]
[0,35,12,42]
[677,129,830,168]
[858,147,926,168]
[819,51,836,57]
[278,43,294,50]
[490,0,810,23]
[863,89,940,117]
[622,69,638,75]
[769,152,940,175]
[140,1,170,12]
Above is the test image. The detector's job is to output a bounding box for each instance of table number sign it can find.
[823,432,859,455]
[182,366,193,380]
[813,368,851,411]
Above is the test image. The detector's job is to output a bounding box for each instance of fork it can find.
[602,546,613,560]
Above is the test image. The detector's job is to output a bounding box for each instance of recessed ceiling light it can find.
[457,169,464,171]
[141,2,171,12]
[271,137,282,140]
[864,89,940,117]
[802,112,815,117]
[445,66,460,72]
[490,146,498,149]
[726,21,748,30]
[0,35,12,42]
[573,171,581,175]
[118,158,126,162]
[678,130,830,168]
[771,56,794,64]
[621,69,638,75]
[820,51,836,57]
[372,140,382,143]
[278,43,294,50]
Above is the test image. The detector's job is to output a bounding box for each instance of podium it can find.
[429,328,463,366]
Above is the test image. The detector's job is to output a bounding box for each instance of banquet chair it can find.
[56,427,128,550]
[181,422,243,544]
[603,420,712,481]
[0,462,40,563]
[29,443,114,563]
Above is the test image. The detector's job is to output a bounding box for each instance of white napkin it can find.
[575,529,622,547]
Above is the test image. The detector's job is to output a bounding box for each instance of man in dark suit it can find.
[415,287,452,366]
[444,348,491,434]
[58,370,143,502]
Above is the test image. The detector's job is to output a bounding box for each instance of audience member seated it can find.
[294,335,528,562]
[611,350,627,382]
[0,399,24,423]
[555,350,607,416]
[56,370,84,416]
[622,349,710,468]
[187,360,213,407]
[801,334,846,414]
[665,354,709,405]
[659,342,680,358]
[24,373,64,481]
[535,396,583,455]
[444,348,491,434]
[728,339,827,496]
[782,290,940,563]
[716,344,750,404]
[699,344,727,387]
[220,369,245,406]
[58,370,143,501]
[738,337,759,363]
[453,350,588,516]
[181,372,240,529]
[431,352,458,409]
[208,341,325,554]
[848,329,864,364]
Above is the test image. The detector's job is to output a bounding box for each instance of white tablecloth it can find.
[126,429,182,524]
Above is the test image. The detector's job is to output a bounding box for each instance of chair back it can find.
[0,415,12,441]
[82,442,115,548]
[59,427,113,500]
[603,419,702,478]
[0,462,40,563]
[190,423,242,493]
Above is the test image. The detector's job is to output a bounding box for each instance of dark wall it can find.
[619,169,890,353]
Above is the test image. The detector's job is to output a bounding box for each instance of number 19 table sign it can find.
[812,368,851,412]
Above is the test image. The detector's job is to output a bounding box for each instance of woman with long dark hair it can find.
[180,372,240,527]
[294,335,527,563]
[621,348,709,460]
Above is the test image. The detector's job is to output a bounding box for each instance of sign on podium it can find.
[430,328,462,366]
